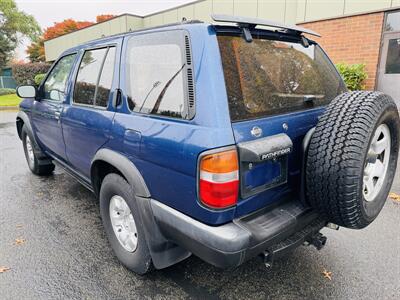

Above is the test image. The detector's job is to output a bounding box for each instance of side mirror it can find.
[49,90,61,101]
[49,89,65,101]
[16,85,37,99]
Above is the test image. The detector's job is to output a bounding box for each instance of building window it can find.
[385,38,400,74]
[384,10,400,32]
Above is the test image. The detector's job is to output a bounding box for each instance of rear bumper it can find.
[151,200,326,268]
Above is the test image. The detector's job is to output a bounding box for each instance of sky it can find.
[14,0,197,60]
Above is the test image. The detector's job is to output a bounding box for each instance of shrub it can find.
[0,88,16,96]
[335,63,368,91]
[11,62,51,86]
[34,73,46,86]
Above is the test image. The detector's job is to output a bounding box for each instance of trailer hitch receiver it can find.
[306,232,327,250]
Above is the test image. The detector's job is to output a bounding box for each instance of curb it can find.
[0,106,18,111]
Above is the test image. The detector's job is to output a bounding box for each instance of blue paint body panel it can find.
[18,22,337,226]
[232,108,323,218]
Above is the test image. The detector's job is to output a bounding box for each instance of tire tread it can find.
[306,91,399,229]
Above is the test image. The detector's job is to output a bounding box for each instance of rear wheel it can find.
[21,125,55,176]
[306,91,400,229]
[99,173,153,274]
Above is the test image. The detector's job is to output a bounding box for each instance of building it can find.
[44,0,400,101]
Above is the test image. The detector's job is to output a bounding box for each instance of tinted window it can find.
[97,47,116,107]
[384,11,400,32]
[74,47,115,107]
[126,33,187,118]
[385,38,400,74]
[218,36,346,121]
[44,54,76,101]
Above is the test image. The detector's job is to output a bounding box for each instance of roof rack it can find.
[211,14,321,38]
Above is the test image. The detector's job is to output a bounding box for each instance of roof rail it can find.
[211,14,321,37]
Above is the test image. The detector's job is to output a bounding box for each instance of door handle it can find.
[54,111,61,121]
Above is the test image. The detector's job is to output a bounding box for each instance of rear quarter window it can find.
[125,31,192,119]
[218,35,346,121]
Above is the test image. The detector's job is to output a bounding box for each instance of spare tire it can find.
[306,91,399,229]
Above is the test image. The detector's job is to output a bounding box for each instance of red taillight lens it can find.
[199,179,239,208]
[198,149,239,209]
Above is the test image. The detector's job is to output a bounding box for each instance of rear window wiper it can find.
[303,95,317,103]
[139,81,161,113]
[150,64,186,114]
[271,93,324,102]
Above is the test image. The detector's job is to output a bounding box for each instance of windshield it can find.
[218,35,346,121]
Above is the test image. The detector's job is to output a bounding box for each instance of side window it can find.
[97,47,116,107]
[126,31,189,119]
[74,47,116,107]
[43,54,77,101]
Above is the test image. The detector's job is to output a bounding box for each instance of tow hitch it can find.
[305,232,327,250]
[262,229,327,269]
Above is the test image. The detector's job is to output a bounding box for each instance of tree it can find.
[27,19,93,62]
[0,0,41,68]
[96,14,115,23]
[43,19,93,40]
[0,31,14,68]
[27,15,115,62]
[26,38,45,62]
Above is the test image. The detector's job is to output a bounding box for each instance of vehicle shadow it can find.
[57,175,339,300]
[157,248,337,299]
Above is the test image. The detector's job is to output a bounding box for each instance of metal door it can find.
[32,53,77,161]
[377,31,400,108]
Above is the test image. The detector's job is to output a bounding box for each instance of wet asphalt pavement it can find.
[0,111,399,299]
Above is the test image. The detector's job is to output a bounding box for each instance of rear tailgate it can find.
[217,33,346,218]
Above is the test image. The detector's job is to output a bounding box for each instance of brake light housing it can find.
[198,148,239,209]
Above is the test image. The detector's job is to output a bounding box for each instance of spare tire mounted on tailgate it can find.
[306,91,400,229]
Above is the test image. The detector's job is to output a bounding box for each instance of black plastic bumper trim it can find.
[151,199,325,269]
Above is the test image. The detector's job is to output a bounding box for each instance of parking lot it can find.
[0,110,399,300]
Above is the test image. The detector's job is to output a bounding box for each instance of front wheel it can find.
[99,173,153,274]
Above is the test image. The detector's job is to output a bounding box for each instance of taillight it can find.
[198,149,239,209]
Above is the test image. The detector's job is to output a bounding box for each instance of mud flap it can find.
[135,196,191,269]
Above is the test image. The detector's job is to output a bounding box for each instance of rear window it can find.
[218,35,346,121]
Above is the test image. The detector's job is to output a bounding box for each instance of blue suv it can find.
[16,15,399,274]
